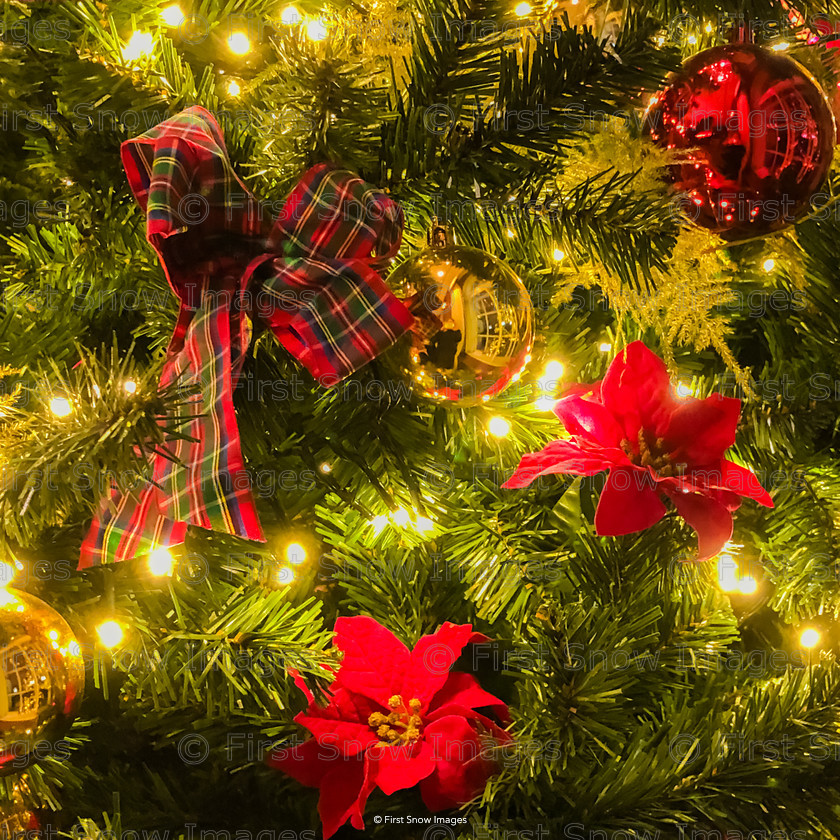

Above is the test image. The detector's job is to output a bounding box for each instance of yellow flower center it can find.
[621,428,686,477]
[368,695,423,747]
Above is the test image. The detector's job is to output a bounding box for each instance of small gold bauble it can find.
[0,590,85,775]
[0,786,38,837]
[389,243,533,406]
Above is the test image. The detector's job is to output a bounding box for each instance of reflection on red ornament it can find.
[646,43,835,241]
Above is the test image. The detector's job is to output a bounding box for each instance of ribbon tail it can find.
[159,289,263,540]
[78,291,264,569]
[79,483,188,569]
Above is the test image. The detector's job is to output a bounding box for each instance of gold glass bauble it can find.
[0,590,84,775]
[389,244,533,406]
[0,786,38,837]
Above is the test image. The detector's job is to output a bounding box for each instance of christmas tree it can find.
[3,0,840,837]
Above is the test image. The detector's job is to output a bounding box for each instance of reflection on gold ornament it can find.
[389,223,533,406]
[548,0,621,37]
[0,590,84,775]
[0,783,38,837]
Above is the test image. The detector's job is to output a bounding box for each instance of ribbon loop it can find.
[269,164,403,264]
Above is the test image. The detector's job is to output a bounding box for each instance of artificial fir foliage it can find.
[4,0,840,838]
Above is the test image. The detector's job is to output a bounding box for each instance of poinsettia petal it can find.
[295,714,378,757]
[300,683,382,722]
[502,440,614,489]
[665,395,741,465]
[715,488,743,512]
[664,488,733,561]
[266,737,337,787]
[318,756,370,840]
[288,668,316,703]
[404,623,484,711]
[428,672,510,723]
[288,664,338,705]
[425,705,514,753]
[331,616,410,707]
[420,716,503,812]
[714,460,774,506]
[660,474,745,513]
[368,740,436,795]
[594,467,667,536]
[554,395,625,448]
[297,684,380,725]
[600,342,676,441]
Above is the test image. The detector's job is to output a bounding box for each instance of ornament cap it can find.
[427,217,449,248]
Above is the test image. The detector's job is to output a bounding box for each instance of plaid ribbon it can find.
[79,106,413,569]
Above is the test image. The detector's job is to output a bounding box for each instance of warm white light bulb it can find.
[763,258,776,273]
[676,382,692,398]
[544,360,564,379]
[97,620,124,649]
[285,542,307,565]
[415,516,434,533]
[800,628,820,649]
[737,576,757,595]
[717,554,739,593]
[392,509,411,527]
[281,5,303,25]
[276,567,295,585]
[598,342,612,353]
[305,18,327,41]
[227,31,251,55]
[0,589,19,609]
[515,1,532,15]
[147,547,175,577]
[0,562,15,588]
[122,31,154,62]
[123,379,137,394]
[50,397,73,417]
[160,4,185,26]
[488,416,511,438]
[227,79,241,96]
[552,248,565,262]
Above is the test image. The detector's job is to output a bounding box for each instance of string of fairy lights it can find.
[38,355,826,658]
[122,3,330,68]
[23,4,822,658]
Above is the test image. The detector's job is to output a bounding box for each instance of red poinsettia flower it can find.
[267,616,512,838]
[503,341,773,559]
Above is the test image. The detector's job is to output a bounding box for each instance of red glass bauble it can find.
[646,43,835,242]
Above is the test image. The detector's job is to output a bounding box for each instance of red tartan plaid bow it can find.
[79,106,413,569]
